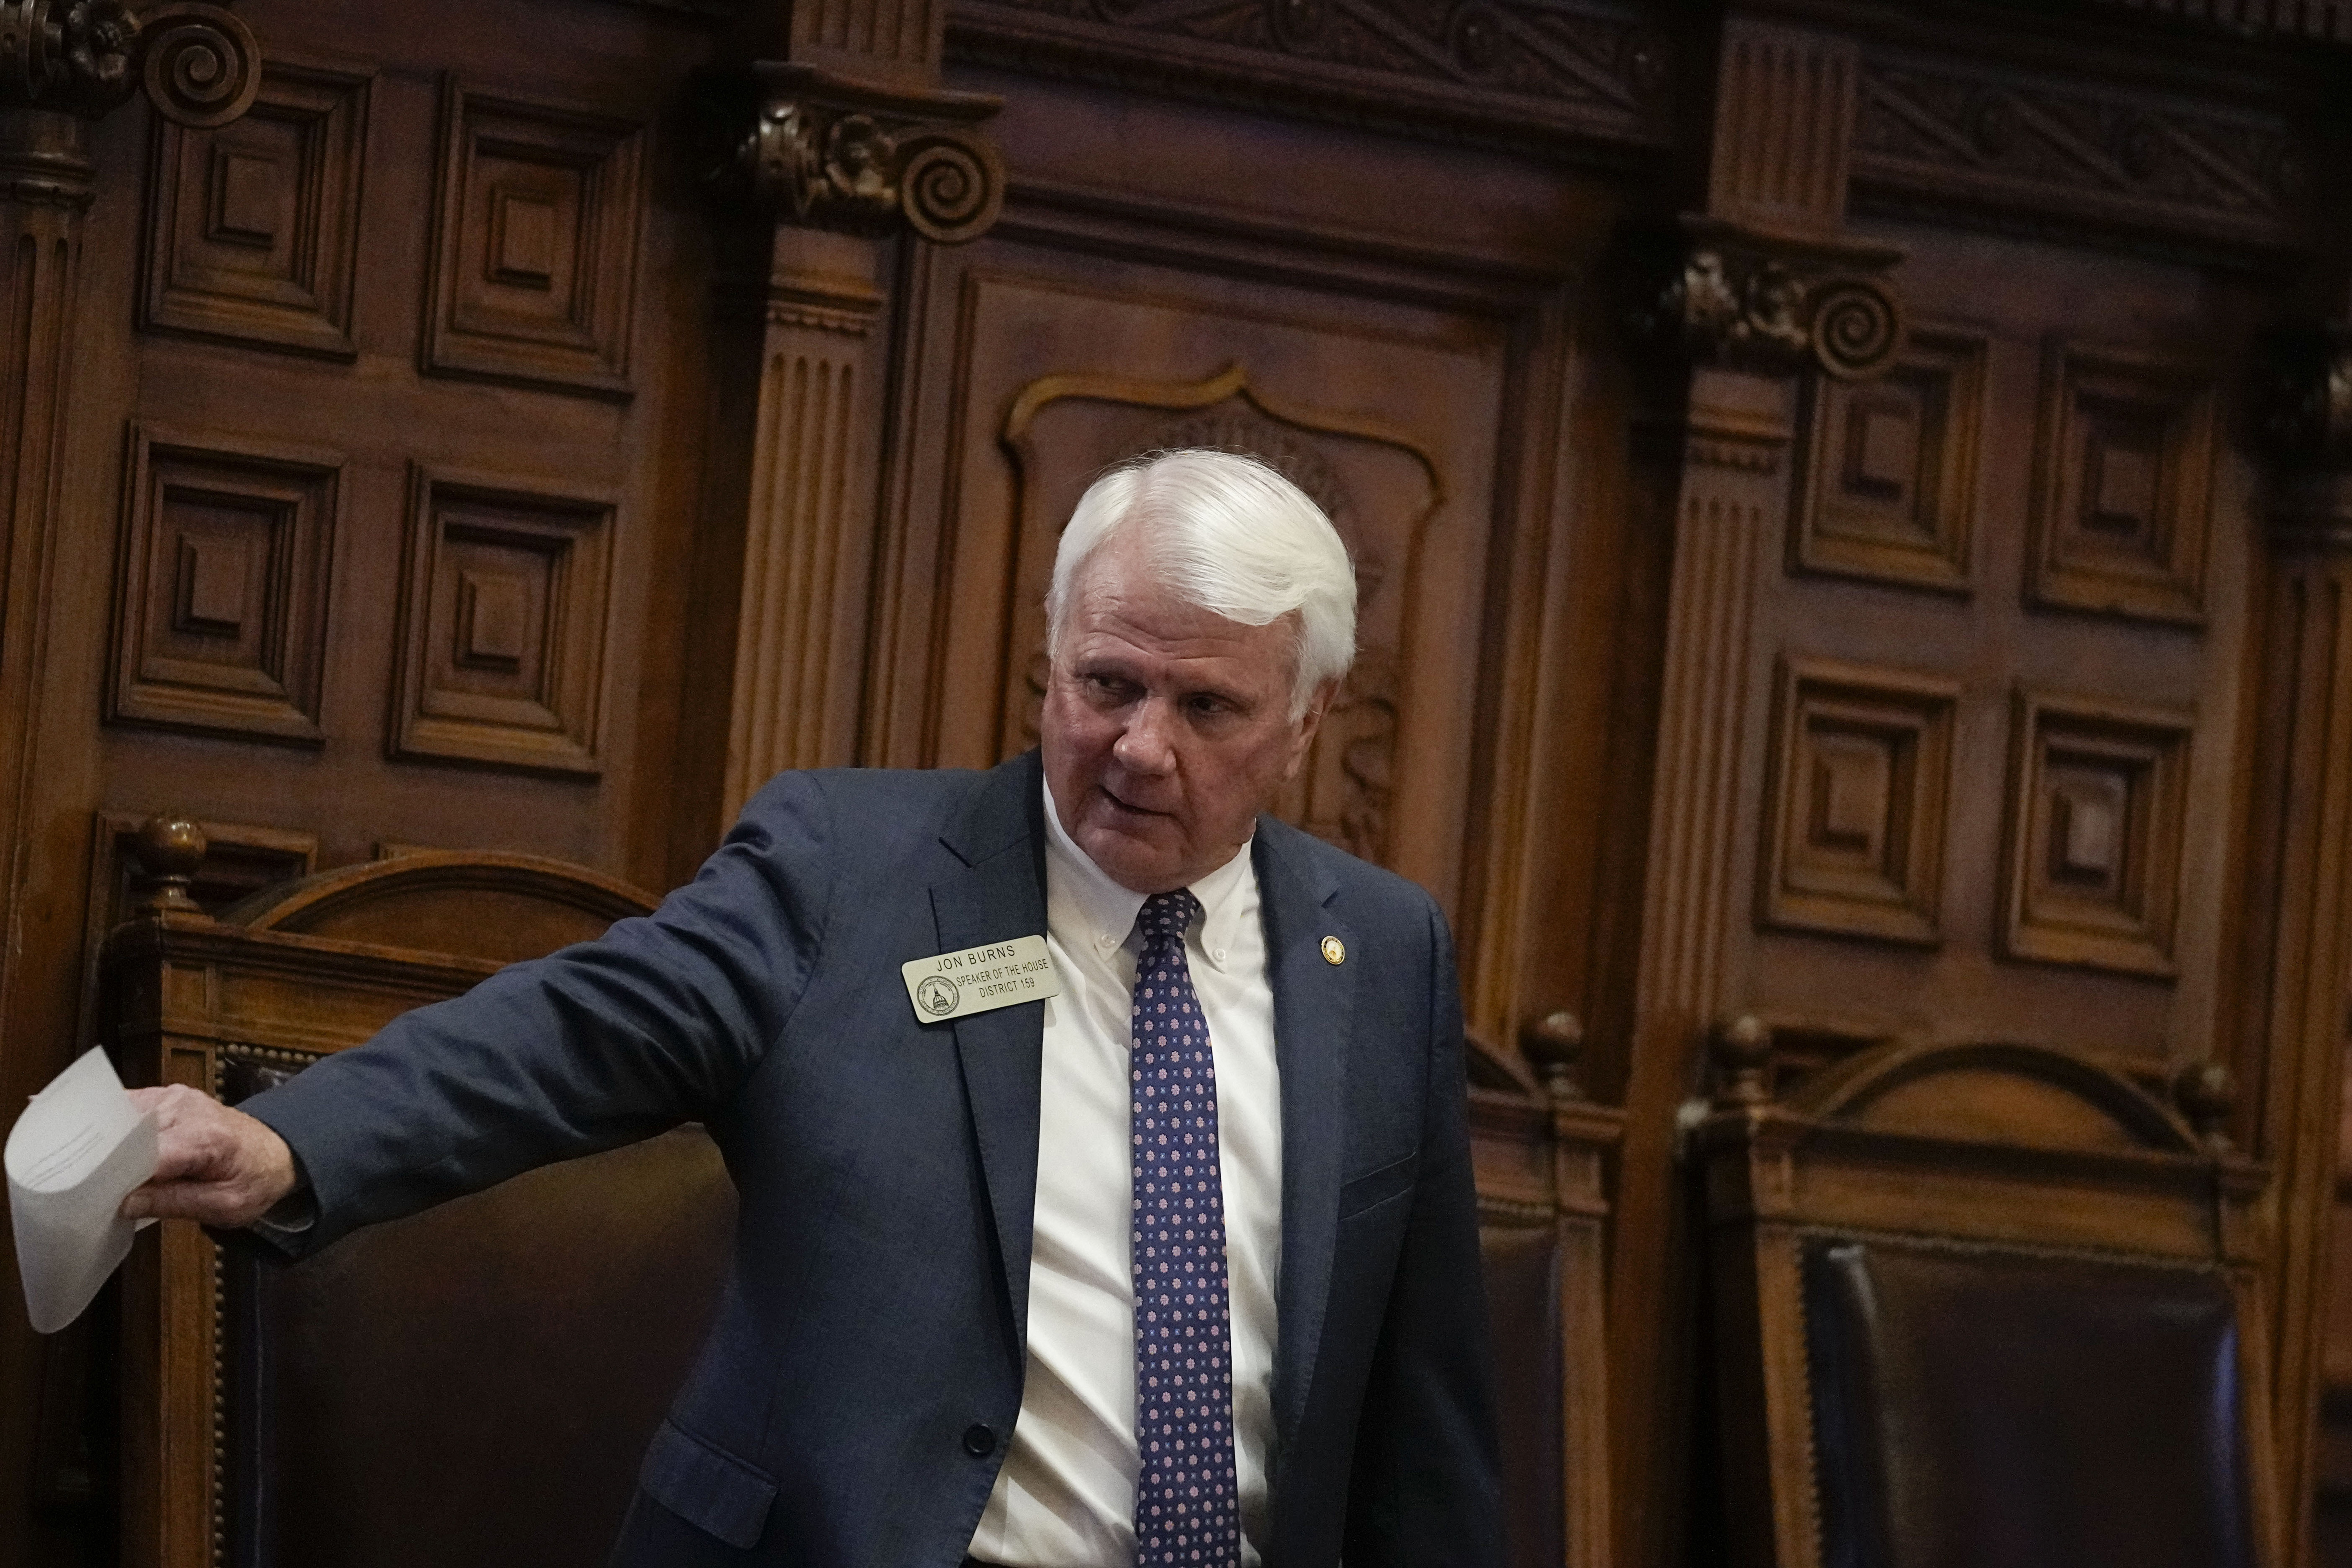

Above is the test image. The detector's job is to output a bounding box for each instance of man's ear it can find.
[1281,679,1342,781]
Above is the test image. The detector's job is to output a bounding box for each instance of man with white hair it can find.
[125,449,1504,1567]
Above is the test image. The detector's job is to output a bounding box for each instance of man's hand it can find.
[120,1085,298,1227]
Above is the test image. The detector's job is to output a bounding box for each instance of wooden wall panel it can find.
[390,465,617,776]
[1,6,729,1561]
[1998,687,2195,979]
[1850,45,2306,253]
[1788,324,1985,593]
[1733,229,2258,1067]
[947,0,1675,154]
[1757,655,1956,947]
[107,423,343,745]
[857,62,1624,945]
[2027,340,2217,628]
[2241,517,2352,1557]
[421,84,646,399]
[1708,21,1858,230]
[140,62,372,360]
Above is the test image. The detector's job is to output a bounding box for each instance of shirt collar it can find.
[1041,776,1256,973]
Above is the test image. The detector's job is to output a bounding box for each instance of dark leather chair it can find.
[105,830,735,1568]
[1694,1023,2278,1568]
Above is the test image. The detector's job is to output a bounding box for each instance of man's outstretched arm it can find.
[119,769,835,1253]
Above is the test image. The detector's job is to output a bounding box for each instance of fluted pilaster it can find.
[697,58,1003,825]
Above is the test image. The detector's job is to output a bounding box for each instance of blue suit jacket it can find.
[244,752,1502,1566]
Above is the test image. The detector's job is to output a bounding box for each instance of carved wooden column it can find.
[1607,18,1903,1568]
[2245,328,2352,1564]
[692,15,1003,837]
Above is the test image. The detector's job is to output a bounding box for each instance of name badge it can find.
[902,935,1061,1024]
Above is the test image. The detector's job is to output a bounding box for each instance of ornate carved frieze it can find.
[1630,218,1906,383]
[2090,0,2352,39]
[730,62,1003,244]
[946,0,1670,154]
[0,1,258,127]
[1851,52,2305,252]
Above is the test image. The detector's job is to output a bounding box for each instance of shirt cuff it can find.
[252,1143,317,1238]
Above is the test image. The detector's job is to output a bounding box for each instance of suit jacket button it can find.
[962,1423,997,1457]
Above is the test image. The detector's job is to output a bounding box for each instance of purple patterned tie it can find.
[1129,889,1241,1566]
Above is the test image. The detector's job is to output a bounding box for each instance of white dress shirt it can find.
[966,782,1284,1567]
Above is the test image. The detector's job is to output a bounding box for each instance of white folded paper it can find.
[6,1047,158,1334]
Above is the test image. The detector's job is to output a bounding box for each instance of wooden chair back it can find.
[103,825,735,1568]
[1694,1022,2277,1568]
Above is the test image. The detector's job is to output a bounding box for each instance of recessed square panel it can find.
[423,84,644,399]
[108,425,341,744]
[490,191,560,287]
[391,465,615,776]
[2027,341,2216,627]
[1758,656,1958,946]
[176,534,252,635]
[1791,327,1985,595]
[210,149,282,246]
[141,63,371,359]
[2000,689,2193,978]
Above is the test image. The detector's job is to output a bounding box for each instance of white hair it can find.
[1044,449,1357,719]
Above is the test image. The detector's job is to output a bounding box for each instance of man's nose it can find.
[1112,698,1178,773]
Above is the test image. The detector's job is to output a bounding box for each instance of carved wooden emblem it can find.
[1000,364,1441,863]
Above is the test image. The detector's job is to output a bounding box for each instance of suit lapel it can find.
[1254,820,1354,1450]
[932,753,1051,1339]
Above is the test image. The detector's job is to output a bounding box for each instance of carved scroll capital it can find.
[1630,216,1907,382]
[0,0,258,125]
[731,63,1003,245]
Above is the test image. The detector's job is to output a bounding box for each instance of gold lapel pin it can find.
[1321,935,1345,965]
